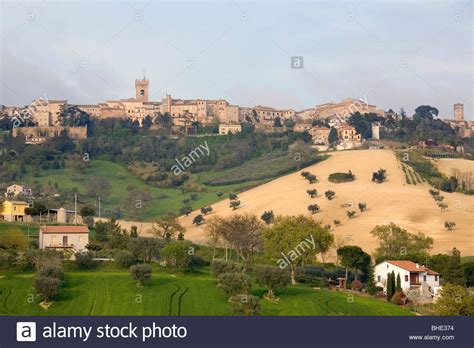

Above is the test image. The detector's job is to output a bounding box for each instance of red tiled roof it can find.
[41,225,89,234]
[386,260,439,275]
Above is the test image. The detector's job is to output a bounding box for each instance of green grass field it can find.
[23,160,266,221]
[0,271,412,316]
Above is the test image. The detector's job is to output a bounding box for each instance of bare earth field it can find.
[174,149,474,259]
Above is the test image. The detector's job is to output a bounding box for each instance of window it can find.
[386,264,389,268]
[63,236,68,246]
[405,275,408,281]
[435,275,438,281]
[423,275,427,282]
[377,275,381,282]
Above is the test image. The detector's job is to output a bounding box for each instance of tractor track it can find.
[177,286,188,316]
[168,284,180,315]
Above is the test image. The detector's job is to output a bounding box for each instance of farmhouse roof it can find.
[41,225,89,234]
[385,260,439,275]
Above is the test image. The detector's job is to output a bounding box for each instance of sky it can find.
[0,0,472,119]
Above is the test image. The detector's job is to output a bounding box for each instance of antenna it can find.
[142,68,146,79]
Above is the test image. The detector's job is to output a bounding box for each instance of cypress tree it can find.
[386,273,393,301]
[396,273,402,292]
[390,271,396,298]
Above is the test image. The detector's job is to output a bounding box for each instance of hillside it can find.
[177,149,474,258]
[22,160,265,220]
[0,271,411,316]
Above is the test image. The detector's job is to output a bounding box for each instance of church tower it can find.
[135,70,149,102]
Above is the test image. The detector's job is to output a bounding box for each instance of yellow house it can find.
[0,200,30,222]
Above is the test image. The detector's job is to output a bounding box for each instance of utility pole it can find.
[98,196,101,219]
[74,193,77,224]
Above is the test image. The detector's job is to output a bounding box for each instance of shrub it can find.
[217,272,252,297]
[115,250,135,268]
[346,211,356,218]
[211,259,242,277]
[391,290,407,305]
[351,279,363,291]
[0,251,15,269]
[229,200,241,210]
[308,204,320,214]
[0,228,28,250]
[201,206,213,215]
[34,275,61,301]
[229,294,261,315]
[438,202,448,211]
[37,264,64,281]
[189,255,205,270]
[334,220,341,226]
[130,264,152,286]
[306,189,317,198]
[74,252,96,269]
[324,190,335,200]
[261,210,275,225]
[193,214,205,225]
[179,206,193,216]
[372,168,386,183]
[306,174,318,184]
[254,265,290,298]
[229,193,238,200]
[358,202,367,212]
[161,241,194,270]
[328,171,355,183]
[444,221,456,230]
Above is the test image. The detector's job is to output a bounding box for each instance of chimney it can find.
[415,263,419,269]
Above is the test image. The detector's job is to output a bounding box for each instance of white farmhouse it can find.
[5,184,33,198]
[375,260,440,294]
[39,225,89,252]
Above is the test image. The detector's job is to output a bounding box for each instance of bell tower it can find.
[135,69,149,102]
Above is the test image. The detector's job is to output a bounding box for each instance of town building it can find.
[375,260,440,294]
[39,225,89,252]
[5,184,32,198]
[309,126,331,145]
[12,126,87,144]
[293,122,313,133]
[337,125,361,142]
[0,200,30,222]
[371,123,380,140]
[297,98,385,121]
[454,103,464,121]
[219,124,242,135]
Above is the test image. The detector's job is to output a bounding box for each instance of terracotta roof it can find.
[385,260,439,275]
[41,225,89,234]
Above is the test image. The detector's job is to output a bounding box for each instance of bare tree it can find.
[214,214,264,272]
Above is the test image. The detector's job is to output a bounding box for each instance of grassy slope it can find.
[0,271,412,316]
[22,160,265,221]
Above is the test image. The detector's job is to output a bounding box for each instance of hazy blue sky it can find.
[1,1,472,119]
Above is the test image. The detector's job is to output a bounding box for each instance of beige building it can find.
[454,103,464,121]
[219,124,242,135]
[161,94,239,125]
[293,122,313,133]
[39,225,89,252]
[309,126,331,145]
[298,98,385,122]
[5,184,32,198]
[12,126,87,144]
[77,104,101,117]
[135,77,149,102]
[338,125,361,142]
[30,99,67,126]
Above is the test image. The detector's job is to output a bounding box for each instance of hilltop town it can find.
[2,76,472,148]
